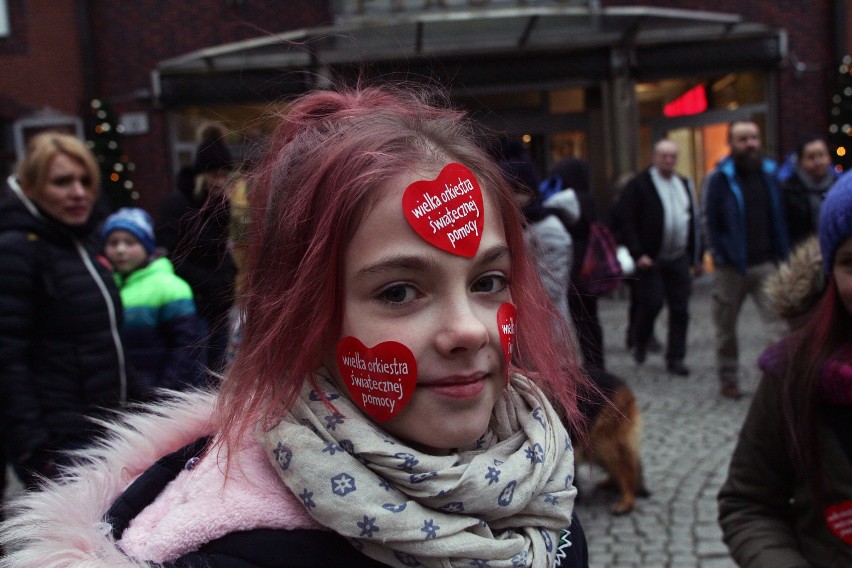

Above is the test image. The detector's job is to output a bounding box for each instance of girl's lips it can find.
[419,375,487,399]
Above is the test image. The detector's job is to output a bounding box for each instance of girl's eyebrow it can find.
[477,244,511,267]
[354,244,511,279]
[356,255,433,278]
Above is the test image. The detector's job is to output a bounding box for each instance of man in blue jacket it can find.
[703,120,789,399]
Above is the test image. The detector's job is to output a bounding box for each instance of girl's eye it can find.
[836,255,852,269]
[471,274,509,294]
[378,284,419,305]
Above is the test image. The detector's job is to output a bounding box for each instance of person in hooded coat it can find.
[156,124,237,377]
[0,132,133,488]
[718,174,852,567]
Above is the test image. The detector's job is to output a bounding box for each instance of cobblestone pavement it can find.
[575,274,772,568]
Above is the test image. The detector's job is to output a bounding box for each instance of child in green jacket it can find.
[102,208,205,391]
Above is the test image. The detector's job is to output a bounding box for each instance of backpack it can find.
[576,221,623,295]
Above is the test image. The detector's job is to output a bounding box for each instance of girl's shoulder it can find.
[167,526,391,567]
[0,390,217,568]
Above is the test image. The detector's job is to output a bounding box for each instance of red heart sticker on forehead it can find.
[336,336,417,423]
[402,163,485,258]
[825,501,852,545]
[498,303,517,384]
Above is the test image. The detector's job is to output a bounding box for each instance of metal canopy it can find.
[153,5,783,105]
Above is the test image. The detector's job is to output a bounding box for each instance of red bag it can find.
[576,222,623,295]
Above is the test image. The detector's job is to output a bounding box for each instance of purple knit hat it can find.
[819,171,852,274]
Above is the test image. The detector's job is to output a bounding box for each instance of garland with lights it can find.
[87,98,137,210]
[829,55,852,172]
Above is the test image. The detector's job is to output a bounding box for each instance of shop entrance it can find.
[637,73,773,192]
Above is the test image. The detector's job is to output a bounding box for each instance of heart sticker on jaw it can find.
[498,303,517,384]
[336,336,418,423]
[402,162,484,258]
[825,501,852,545]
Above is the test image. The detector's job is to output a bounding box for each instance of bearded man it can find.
[702,120,789,399]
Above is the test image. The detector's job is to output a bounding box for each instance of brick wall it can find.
[86,0,331,213]
[0,0,85,117]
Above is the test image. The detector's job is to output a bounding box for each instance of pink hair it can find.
[780,276,852,496]
[214,84,589,453]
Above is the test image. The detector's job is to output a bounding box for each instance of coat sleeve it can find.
[701,173,723,260]
[156,277,205,390]
[717,375,811,568]
[527,220,573,325]
[0,233,52,462]
[685,177,705,268]
[612,179,644,260]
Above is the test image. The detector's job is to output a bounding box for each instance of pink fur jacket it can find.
[0,390,323,567]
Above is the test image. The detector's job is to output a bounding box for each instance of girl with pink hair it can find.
[1,84,591,568]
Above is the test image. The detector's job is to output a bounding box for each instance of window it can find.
[0,0,9,38]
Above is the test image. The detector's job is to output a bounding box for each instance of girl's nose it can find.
[434,298,490,356]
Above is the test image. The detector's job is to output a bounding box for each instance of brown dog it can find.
[575,369,650,515]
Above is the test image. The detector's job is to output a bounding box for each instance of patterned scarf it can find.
[259,372,577,568]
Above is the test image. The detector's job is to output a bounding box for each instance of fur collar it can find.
[0,389,318,567]
[763,235,824,326]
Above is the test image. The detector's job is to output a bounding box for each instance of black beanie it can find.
[194,124,233,173]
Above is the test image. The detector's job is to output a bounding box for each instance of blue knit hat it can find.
[819,171,852,274]
[102,207,156,254]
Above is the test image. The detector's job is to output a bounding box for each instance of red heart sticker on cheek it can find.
[336,336,418,423]
[825,500,852,545]
[402,163,485,258]
[498,303,517,383]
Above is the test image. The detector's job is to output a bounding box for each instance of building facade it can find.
[0,0,844,214]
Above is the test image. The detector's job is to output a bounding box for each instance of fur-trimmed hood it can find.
[1,390,217,567]
[0,390,320,568]
[762,235,825,326]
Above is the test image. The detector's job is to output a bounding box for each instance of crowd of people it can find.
[0,84,848,566]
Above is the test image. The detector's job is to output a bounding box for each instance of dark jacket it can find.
[114,256,204,391]
[111,438,589,568]
[702,156,789,274]
[782,169,836,248]
[612,167,701,266]
[548,158,596,280]
[155,166,236,325]
[0,391,589,568]
[0,178,131,472]
[718,348,852,567]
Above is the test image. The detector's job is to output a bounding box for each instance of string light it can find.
[89,98,137,204]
